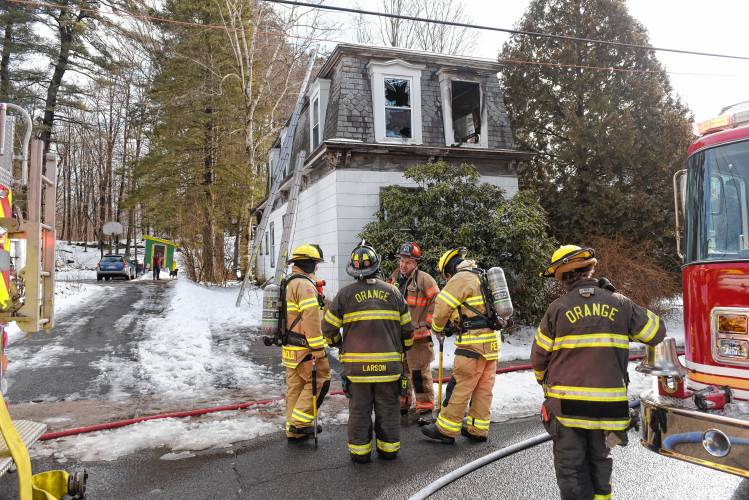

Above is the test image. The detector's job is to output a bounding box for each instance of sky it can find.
[314,0,749,124]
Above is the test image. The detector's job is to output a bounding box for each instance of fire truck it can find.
[638,101,749,476]
[0,103,86,498]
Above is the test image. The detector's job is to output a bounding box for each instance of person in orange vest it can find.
[282,244,331,441]
[387,242,439,415]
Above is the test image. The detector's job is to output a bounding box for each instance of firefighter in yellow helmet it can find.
[387,242,440,416]
[532,245,666,500]
[283,244,332,441]
[323,241,413,463]
[422,247,500,444]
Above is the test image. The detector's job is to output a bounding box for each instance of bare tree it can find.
[356,0,476,55]
[217,0,327,274]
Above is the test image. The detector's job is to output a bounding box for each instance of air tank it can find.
[486,267,513,319]
[261,282,282,339]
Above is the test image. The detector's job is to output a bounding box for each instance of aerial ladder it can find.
[0,103,86,499]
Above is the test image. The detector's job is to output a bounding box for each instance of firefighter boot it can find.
[461,426,488,442]
[421,423,455,444]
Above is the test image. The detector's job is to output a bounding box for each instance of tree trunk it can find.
[0,20,13,101]
[41,13,77,154]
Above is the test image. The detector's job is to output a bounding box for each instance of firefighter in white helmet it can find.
[283,244,331,441]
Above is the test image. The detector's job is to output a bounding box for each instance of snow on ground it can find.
[96,278,273,402]
[31,409,282,463]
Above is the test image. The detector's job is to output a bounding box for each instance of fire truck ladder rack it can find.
[236,47,317,306]
[0,138,56,332]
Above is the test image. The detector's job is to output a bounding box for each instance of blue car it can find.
[96,254,134,281]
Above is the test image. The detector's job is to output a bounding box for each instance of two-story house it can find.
[255,43,533,293]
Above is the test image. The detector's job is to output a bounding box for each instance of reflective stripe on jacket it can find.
[322,278,413,382]
[531,278,666,430]
[431,265,498,360]
[388,268,439,341]
[282,267,325,369]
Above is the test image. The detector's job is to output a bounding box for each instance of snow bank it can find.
[99,280,273,401]
[31,410,280,463]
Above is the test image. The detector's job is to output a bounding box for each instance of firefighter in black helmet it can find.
[323,241,413,463]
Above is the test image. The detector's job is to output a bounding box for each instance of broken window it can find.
[384,78,412,139]
[451,81,481,144]
[311,96,320,149]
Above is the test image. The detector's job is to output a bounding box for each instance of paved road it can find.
[7,280,172,404]
[2,416,746,499]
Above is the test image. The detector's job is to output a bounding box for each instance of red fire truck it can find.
[639,101,749,476]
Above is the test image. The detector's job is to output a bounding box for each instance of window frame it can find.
[368,59,424,145]
[307,78,330,153]
[438,70,488,149]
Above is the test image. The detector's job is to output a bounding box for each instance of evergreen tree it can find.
[133,0,250,283]
[501,0,693,266]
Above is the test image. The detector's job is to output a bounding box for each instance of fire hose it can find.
[38,350,667,442]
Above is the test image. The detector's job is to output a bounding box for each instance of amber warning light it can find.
[697,102,749,136]
[718,314,748,334]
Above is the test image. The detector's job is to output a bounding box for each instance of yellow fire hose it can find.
[0,397,75,499]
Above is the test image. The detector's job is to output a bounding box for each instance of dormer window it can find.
[307,78,330,152]
[368,60,424,145]
[438,71,488,148]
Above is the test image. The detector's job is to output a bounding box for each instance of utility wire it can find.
[263,0,749,62]
[8,0,746,77]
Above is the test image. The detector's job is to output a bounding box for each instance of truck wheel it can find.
[97,275,102,282]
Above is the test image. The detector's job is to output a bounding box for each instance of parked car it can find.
[96,254,134,281]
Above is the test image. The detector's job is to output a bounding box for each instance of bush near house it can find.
[359,161,557,323]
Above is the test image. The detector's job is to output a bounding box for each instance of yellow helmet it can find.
[437,247,467,277]
[542,245,597,280]
[288,243,324,264]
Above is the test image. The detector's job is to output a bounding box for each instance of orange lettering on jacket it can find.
[564,303,619,324]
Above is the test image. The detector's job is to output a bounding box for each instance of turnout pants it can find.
[406,339,435,412]
[436,354,496,438]
[348,381,401,459]
[543,410,613,500]
[285,357,331,438]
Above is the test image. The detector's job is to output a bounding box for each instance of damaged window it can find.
[311,96,320,149]
[451,81,481,144]
[384,78,412,139]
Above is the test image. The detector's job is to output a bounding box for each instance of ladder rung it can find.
[41,223,53,231]
[40,271,50,277]
[42,175,54,187]
[39,318,50,325]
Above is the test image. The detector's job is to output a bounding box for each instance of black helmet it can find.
[346,240,380,279]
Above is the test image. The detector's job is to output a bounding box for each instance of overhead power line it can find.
[263,0,749,62]
[7,0,746,78]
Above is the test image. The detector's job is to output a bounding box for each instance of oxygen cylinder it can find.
[486,267,513,319]
[261,283,282,339]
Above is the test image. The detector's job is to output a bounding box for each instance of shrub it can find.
[359,161,557,323]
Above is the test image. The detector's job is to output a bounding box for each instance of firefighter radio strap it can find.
[284,273,325,348]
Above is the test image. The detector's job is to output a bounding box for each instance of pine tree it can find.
[501,0,693,266]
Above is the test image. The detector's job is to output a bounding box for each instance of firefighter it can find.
[283,244,332,441]
[532,245,666,500]
[422,247,499,444]
[323,241,413,463]
[387,242,440,415]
